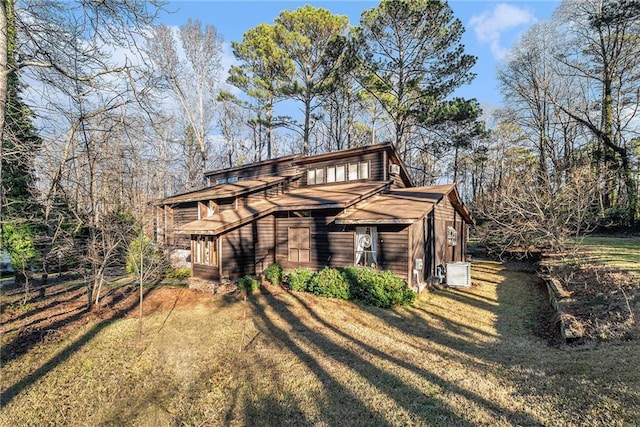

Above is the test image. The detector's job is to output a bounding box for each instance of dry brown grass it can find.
[2,261,640,426]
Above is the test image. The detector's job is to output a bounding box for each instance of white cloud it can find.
[469,3,537,60]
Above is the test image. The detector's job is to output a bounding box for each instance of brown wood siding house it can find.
[155,143,473,290]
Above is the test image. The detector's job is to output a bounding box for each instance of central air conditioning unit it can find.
[446,262,471,287]
[389,164,400,175]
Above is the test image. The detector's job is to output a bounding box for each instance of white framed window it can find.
[307,169,316,185]
[447,226,458,246]
[326,166,336,183]
[359,162,370,179]
[315,168,324,184]
[348,163,359,181]
[336,165,346,182]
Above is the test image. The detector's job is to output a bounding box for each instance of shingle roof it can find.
[335,184,474,225]
[156,176,286,205]
[175,182,388,235]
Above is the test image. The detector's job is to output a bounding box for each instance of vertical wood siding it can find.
[377,230,409,281]
[275,212,350,271]
[221,222,256,281]
[255,216,275,274]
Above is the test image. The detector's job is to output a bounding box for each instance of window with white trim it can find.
[355,227,377,267]
[348,163,359,181]
[359,161,370,179]
[326,166,336,183]
[307,169,316,185]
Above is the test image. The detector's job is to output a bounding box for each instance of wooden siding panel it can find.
[378,231,409,280]
[275,215,351,271]
[255,216,275,274]
[433,205,448,269]
[173,203,198,225]
[193,264,219,281]
[221,223,256,281]
[207,161,296,185]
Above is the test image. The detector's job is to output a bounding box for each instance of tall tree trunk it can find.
[0,1,9,238]
[303,95,311,155]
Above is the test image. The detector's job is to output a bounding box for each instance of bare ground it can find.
[0,278,209,365]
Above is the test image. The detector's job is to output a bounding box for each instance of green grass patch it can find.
[580,236,640,274]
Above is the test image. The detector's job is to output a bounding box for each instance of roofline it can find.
[446,186,474,225]
[203,142,413,187]
[203,154,299,178]
[155,176,287,205]
[334,218,417,225]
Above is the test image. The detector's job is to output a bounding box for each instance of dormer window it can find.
[216,176,238,185]
[307,162,368,185]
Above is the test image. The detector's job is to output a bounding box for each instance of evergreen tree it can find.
[1,0,42,291]
[353,0,476,158]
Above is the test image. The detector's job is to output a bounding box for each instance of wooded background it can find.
[1,0,638,304]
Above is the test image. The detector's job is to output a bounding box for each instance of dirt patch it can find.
[544,263,640,342]
[0,281,216,364]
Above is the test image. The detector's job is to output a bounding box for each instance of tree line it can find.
[0,0,638,305]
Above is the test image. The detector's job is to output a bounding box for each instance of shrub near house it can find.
[275,264,416,309]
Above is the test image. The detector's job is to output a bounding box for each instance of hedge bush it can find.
[342,267,416,308]
[264,263,283,286]
[238,275,260,294]
[284,266,415,308]
[287,267,314,292]
[308,267,351,299]
[166,268,191,279]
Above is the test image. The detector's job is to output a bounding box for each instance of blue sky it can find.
[160,1,560,109]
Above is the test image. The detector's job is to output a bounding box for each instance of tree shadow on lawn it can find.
[0,287,153,406]
[245,285,530,426]
[373,262,640,424]
[1,286,87,328]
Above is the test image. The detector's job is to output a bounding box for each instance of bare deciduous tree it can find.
[477,164,600,257]
[146,20,223,190]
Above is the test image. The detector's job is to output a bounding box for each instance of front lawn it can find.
[1,261,639,425]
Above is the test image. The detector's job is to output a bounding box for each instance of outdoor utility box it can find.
[446,262,471,287]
